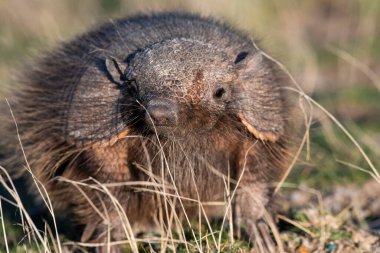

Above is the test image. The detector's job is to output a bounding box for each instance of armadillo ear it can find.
[105,56,128,84]
[235,52,285,142]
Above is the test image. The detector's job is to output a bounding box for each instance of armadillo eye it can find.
[234,51,249,64]
[213,87,226,99]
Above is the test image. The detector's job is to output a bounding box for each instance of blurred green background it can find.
[1,0,378,186]
[0,1,379,251]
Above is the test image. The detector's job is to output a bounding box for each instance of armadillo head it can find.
[122,38,237,136]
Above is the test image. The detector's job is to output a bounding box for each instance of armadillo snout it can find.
[146,99,178,128]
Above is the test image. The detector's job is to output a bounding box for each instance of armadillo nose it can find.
[146,99,178,127]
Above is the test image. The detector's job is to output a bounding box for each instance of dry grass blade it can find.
[260,52,379,184]
[88,177,139,253]
[0,166,51,251]
[5,99,63,253]
[277,214,316,238]
[326,45,380,93]
[0,198,10,253]
[336,160,380,184]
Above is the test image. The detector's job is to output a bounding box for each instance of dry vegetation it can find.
[0,0,379,252]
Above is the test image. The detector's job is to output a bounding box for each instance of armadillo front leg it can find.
[78,141,134,252]
[234,147,277,252]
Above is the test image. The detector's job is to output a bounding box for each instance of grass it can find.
[1,0,380,252]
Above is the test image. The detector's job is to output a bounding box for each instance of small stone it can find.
[296,245,310,253]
